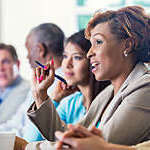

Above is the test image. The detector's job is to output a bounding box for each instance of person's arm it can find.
[27,98,67,141]
[27,62,78,141]
[0,91,33,137]
[23,94,68,142]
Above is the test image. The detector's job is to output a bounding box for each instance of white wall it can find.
[1,0,150,81]
[0,0,77,80]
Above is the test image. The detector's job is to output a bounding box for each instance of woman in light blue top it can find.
[24,30,110,142]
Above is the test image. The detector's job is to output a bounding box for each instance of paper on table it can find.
[0,132,16,150]
[26,140,57,150]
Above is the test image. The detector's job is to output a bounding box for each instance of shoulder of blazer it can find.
[123,73,150,94]
[121,73,150,104]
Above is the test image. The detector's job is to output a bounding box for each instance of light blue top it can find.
[23,92,86,142]
[0,76,22,102]
[0,76,30,135]
[56,92,86,124]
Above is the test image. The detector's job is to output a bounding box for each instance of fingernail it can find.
[51,57,54,65]
[44,66,48,70]
[40,75,43,81]
[36,77,40,82]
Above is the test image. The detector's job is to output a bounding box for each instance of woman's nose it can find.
[87,47,94,59]
[66,57,73,68]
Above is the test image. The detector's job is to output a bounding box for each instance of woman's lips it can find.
[92,66,98,73]
[91,62,99,73]
[64,72,74,78]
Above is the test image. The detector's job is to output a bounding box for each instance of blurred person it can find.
[24,29,110,142]
[0,23,65,138]
[0,43,30,132]
[22,23,65,141]
[54,5,150,149]
[22,5,150,149]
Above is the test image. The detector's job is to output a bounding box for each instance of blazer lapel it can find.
[87,85,114,128]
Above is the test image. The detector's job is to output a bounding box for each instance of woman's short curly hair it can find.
[85,6,150,63]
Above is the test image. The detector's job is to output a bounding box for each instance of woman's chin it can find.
[95,74,106,81]
[67,81,76,87]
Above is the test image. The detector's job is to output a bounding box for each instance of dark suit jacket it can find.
[27,63,150,146]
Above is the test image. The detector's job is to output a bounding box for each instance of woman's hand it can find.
[55,125,135,150]
[31,60,55,108]
[50,81,78,102]
[55,125,107,150]
[14,136,28,150]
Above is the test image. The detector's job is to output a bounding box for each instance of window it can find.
[77,14,92,30]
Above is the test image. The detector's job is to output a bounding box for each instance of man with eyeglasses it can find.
[0,43,30,132]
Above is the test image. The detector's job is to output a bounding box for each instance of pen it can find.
[35,60,67,84]
[35,60,48,70]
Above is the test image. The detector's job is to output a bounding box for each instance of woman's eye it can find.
[74,56,82,60]
[2,59,11,64]
[63,54,67,59]
[96,39,103,45]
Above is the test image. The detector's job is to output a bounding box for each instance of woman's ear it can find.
[16,60,20,69]
[123,38,134,56]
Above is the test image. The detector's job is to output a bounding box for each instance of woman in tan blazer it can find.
[20,5,150,150]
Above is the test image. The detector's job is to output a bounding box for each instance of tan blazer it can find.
[27,63,150,146]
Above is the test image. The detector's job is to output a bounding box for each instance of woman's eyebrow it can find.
[63,51,85,55]
[92,33,105,39]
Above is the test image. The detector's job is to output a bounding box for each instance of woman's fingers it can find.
[89,126,103,137]
[55,131,81,150]
[55,131,75,149]
[56,125,92,141]
[60,81,67,90]
[67,124,93,137]
[35,67,41,83]
[31,69,37,85]
[45,60,55,85]
[55,141,64,150]
[41,66,46,81]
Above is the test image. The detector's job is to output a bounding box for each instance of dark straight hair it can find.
[66,29,110,101]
